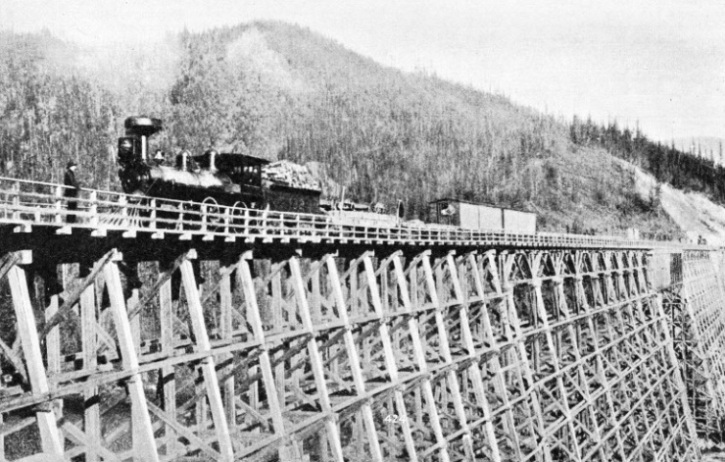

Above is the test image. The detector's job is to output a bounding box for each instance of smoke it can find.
[225,27,306,95]
[72,37,182,110]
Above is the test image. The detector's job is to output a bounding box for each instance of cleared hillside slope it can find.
[623,159,725,244]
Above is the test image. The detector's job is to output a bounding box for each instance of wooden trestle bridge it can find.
[0,177,724,462]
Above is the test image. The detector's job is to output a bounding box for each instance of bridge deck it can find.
[0,176,708,250]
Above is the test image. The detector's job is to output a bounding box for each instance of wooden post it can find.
[271,269,286,407]
[499,252,552,461]
[219,268,236,427]
[528,253,581,460]
[8,252,64,456]
[81,274,101,462]
[46,265,65,417]
[149,198,157,232]
[179,257,234,462]
[238,255,287,457]
[289,256,344,462]
[54,185,64,225]
[326,256,383,462]
[129,286,142,358]
[103,254,160,462]
[456,253,504,462]
[89,190,98,228]
[159,269,177,457]
[11,181,19,222]
[362,254,419,462]
[575,252,627,457]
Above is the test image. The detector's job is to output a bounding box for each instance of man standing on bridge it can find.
[64,160,82,223]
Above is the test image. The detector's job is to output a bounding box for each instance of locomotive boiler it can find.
[117,116,321,213]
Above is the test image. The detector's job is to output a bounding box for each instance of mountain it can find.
[0,22,692,236]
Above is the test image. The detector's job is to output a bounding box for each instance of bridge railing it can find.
[0,176,709,249]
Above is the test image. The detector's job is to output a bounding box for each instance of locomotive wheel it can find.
[201,197,223,232]
[230,201,249,234]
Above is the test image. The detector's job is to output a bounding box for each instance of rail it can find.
[0,176,711,249]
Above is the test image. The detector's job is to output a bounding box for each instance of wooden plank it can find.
[158,271,178,458]
[129,287,142,354]
[463,253,509,462]
[147,402,223,461]
[219,269,236,427]
[451,253,503,462]
[289,256,344,462]
[103,257,160,462]
[127,253,189,321]
[81,277,100,462]
[0,253,21,282]
[237,256,287,458]
[196,262,211,434]
[405,255,455,462]
[8,258,64,456]
[550,253,607,460]
[528,253,582,460]
[45,265,64,417]
[326,256,383,461]
[180,259,234,462]
[41,250,116,340]
[362,255,419,462]
[62,421,123,462]
[271,269,286,408]
[495,251,549,460]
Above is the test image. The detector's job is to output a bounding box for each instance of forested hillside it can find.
[571,117,725,203]
[0,22,692,235]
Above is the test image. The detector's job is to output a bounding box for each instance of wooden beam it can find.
[219,268,236,427]
[127,253,189,321]
[7,256,64,456]
[238,256,288,460]
[158,271,178,457]
[180,258,234,462]
[362,254,419,461]
[289,256,344,462]
[81,276,100,462]
[500,252,552,461]
[325,256,383,462]
[41,250,115,340]
[103,257,159,462]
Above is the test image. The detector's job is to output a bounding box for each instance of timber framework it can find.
[0,178,724,461]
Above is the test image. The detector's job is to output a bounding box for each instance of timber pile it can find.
[262,160,321,192]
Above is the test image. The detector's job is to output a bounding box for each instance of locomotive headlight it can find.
[118,136,138,165]
[120,138,133,151]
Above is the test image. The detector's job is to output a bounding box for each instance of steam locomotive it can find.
[117,116,321,213]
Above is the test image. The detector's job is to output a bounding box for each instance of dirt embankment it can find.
[620,159,725,245]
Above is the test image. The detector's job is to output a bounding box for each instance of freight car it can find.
[429,198,537,233]
[117,116,321,214]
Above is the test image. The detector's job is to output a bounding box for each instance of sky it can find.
[2,0,725,143]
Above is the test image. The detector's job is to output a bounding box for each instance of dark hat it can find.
[67,160,77,168]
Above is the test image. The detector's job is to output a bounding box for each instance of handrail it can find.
[0,175,714,250]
